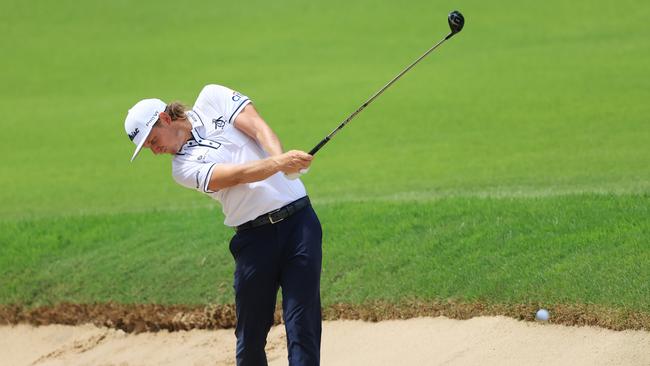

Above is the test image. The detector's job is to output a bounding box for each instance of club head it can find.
[448,10,464,35]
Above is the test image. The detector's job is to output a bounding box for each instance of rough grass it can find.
[2,195,648,314]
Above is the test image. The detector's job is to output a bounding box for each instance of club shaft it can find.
[308,32,455,156]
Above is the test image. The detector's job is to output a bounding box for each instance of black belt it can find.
[236,196,311,233]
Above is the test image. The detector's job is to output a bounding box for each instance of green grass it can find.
[0,0,648,219]
[1,195,648,311]
[0,0,649,313]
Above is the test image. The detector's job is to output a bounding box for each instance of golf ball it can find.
[535,309,550,321]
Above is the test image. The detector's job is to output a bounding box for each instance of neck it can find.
[177,118,193,142]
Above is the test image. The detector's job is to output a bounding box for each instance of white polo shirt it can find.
[172,84,307,227]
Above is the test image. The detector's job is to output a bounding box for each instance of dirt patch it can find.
[1,300,648,333]
[0,303,243,333]
[323,301,650,331]
[3,317,650,366]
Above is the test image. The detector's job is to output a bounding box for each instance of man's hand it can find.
[273,150,313,174]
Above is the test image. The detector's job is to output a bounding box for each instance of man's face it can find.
[143,120,184,155]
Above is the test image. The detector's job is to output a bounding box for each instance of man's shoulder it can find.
[194,84,249,110]
[194,84,230,107]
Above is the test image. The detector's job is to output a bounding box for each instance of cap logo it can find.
[128,128,140,141]
[146,111,159,127]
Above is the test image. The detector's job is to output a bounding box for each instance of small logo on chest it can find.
[213,116,226,129]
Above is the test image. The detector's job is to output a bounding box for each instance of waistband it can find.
[235,196,310,233]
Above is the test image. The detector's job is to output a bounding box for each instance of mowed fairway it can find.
[1,0,649,329]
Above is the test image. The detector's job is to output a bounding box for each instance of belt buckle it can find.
[268,208,284,224]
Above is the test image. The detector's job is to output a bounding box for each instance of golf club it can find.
[286,10,464,179]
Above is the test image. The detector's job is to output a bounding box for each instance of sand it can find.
[1,316,649,366]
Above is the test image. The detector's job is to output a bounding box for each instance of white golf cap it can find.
[124,98,167,162]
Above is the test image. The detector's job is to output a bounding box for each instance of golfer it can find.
[124,84,323,366]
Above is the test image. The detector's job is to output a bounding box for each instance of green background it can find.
[1,0,648,310]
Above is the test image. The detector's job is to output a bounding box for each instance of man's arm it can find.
[233,103,284,156]
[206,150,312,191]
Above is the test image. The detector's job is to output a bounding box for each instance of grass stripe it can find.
[2,183,648,223]
[1,194,648,312]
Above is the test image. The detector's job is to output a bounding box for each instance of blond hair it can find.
[165,101,187,121]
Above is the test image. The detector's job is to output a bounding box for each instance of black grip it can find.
[308,137,330,156]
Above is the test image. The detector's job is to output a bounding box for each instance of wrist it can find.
[269,156,282,173]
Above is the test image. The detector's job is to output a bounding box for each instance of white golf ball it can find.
[535,309,550,321]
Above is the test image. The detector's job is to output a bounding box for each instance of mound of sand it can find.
[2,316,648,366]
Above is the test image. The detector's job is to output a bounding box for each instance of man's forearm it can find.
[206,150,312,191]
[207,157,280,191]
[254,127,284,156]
[234,104,284,156]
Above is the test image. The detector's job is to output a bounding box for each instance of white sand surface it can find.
[1,316,648,366]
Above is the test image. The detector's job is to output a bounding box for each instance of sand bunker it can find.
[2,316,649,366]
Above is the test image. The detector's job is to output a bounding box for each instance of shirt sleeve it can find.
[172,159,219,194]
[197,84,251,125]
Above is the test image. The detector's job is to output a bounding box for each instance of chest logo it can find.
[213,116,226,129]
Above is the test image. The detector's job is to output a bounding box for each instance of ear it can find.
[158,112,172,125]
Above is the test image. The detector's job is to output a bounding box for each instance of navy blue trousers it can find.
[229,204,322,366]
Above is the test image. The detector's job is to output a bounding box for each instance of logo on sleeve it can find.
[128,128,140,141]
[212,116,226,129]
[232,91,242,102]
